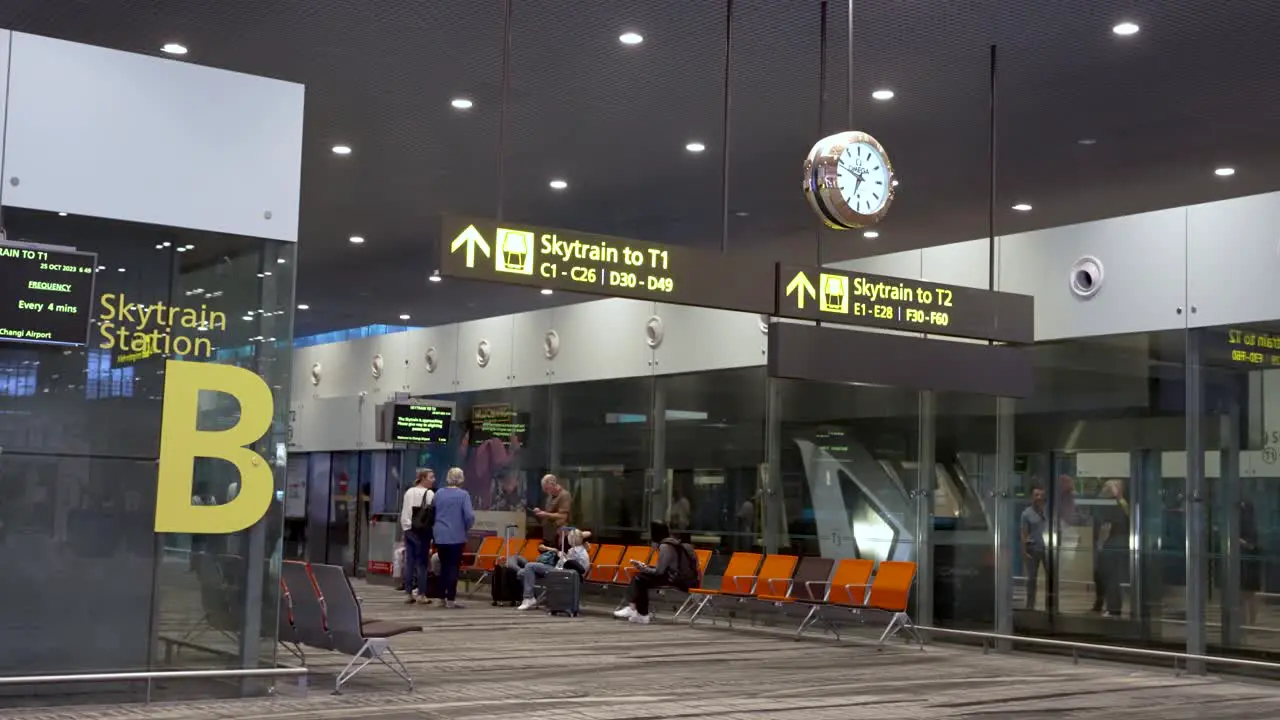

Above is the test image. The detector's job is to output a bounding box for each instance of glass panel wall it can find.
[0,207,295,702]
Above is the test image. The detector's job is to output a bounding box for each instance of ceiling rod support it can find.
[719,0,735,254]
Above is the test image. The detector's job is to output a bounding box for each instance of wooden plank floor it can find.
[7,580,1280,719]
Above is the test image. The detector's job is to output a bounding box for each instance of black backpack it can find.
[661,539,700,590]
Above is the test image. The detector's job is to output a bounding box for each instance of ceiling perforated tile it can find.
[1,0,1277,333]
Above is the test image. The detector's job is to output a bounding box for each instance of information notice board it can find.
[0,240,97,347]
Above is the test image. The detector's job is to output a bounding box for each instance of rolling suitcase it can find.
[543,568,581,617]
[490,524,522,607]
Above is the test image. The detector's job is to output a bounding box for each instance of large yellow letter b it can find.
[155,359,275,534]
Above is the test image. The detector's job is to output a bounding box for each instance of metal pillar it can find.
[1220,399,1243,648]
[649,379,668,528]
[993,396,1017,647]
[914,391,936,629]
[1185,331,1208,672]
[547,385,563,476]
[763,377,785,555]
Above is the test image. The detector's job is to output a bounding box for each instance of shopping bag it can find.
[393,544,405,579]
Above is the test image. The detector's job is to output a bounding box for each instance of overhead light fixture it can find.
[58,212,67,217]
[349,235,365,244]
[734,211,750,217]
[161,43,188,56]
[154,244,164,250]
[871,89,895,101]
[117,267,126,272]
[399,314,411,320]
[162,242,172,248]
[1215,167,1236,177]
[891,179,899,187]
[863,231,880,239]
[1077,138,1098,146]
[619,32,644,45]
[451,98,474,109]
[428,273,442,283]
[331,144,352,155]
[1012,203,1033,212]
[277,257,287,264]
[1112,21,1140,36]
[541,288,553,296]
[297,304,310,311]
[242,315,254,321]
[685,141,706,153]
[549,179,568,190]
[97,266,106,271]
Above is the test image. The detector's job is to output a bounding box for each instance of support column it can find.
[914,391,936,630]
[1220,399,1243,648]
[1185,331,1208,672]
[547,384,563,476]
[1128,450,1147,627]
[993,396,1017,646]
[649,378,668,529]
[763,377,784,555]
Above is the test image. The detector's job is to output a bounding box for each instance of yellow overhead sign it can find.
[450,224,491,268]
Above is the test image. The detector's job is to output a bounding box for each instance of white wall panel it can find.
[455,315,515,392]
[510,309,556,387]
[653,303,765,375]
[1187,192,1280,328]
[999,208,1188,340]
[549,299,654,384]
[831,248,922,279]
[922,238,994,290]
[3,33,304,242]
[404,325,460,396]
[0,31,9,207]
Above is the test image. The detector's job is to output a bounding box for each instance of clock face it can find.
[803,130,896,229]
[837,142,891,216]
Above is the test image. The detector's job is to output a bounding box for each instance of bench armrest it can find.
[764,577,792,595]
[724,574,757,594]
[843,583,870,603]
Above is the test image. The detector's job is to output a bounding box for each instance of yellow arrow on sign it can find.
[786,271,817,308]
[450,225,491,268]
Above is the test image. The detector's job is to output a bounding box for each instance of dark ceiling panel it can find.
[1,0,1277,336]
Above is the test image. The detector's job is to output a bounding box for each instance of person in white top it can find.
[400,468,436,604]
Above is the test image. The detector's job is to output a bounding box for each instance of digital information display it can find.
[390,403,453,445]
[471,403,530,445]
[775,263,1034,343]
[0,240,97,347]
[439,216,774,314]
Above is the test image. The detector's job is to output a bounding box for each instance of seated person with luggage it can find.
[507,527,591,611]
[613,522,699,625]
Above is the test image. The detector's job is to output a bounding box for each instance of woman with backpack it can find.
[399,469,436,604]
[613,521,699,625]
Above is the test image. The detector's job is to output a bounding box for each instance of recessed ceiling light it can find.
[541,288,553,296]
[863,231,880,239]
[117,267,126,272]
[451,98,474,110]
[1012,203,1033,212]
[734,211,750,217]
[297,304,310,311]
[1077,138,1098,146]
[277,257,286,264]
[349,235,365,244]
[242,315,254,321]
[58,212,67,217]
[1215,167,1236,177]
[685,141,706,153]
[399,314,411,321]
[161,43,188,56]
[549,179,568,190]
[871,89,895,101]
[96,266,106,271]
[428,274,442,283]
[331,145,352,155]
[1112,22,1140,36]
[619,32,644,45]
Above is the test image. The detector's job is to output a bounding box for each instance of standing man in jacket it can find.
[399,469,435,604]
[533,474,572,542]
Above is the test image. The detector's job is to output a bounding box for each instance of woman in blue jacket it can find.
[432,466,476,608]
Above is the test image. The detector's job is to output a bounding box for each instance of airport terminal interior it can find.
[4,1,1280,718]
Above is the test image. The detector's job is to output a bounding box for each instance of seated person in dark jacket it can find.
[613,521,698,625]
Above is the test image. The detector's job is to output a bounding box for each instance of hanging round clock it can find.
[803,130,897,230]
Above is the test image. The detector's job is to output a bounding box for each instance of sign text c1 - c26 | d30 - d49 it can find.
[438,216,774,314]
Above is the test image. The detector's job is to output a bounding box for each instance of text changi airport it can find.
[97,292,227,359]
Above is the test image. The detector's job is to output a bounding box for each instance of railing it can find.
[917,625,1280,674]
[0,667,309,703]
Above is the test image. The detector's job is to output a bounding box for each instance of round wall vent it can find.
[424,347,438,373]
[543,329,561,359]
[310,362,322,386]
[645,315,665,348]
[371,353,384,379]
[1070,256,1104,299]
[476,339,492,367]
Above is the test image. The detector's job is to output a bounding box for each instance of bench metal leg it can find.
[671,595,696,622]
[334,639,413,695]
[687,595,715,626]
[876,611,922,649]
